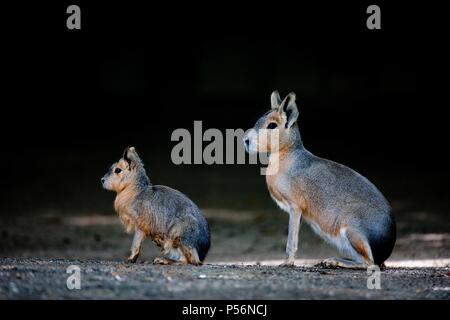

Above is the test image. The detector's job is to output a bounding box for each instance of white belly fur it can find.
[271,196,291,213]
[306,221,358,260]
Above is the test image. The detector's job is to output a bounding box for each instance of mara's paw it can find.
[316,257,368,270]
[126,256,138,264]
[279,258,295,268]
[316,258,340,269]
[153,257,173,265]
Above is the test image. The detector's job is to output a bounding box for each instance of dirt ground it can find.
[1,205,449,299]
[1,258,449,299]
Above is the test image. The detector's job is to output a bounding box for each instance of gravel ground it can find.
[1,166,449,300]
[1,258,449,299]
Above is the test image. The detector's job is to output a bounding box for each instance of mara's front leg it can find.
[127,229,145,263]
[280,210,302,267]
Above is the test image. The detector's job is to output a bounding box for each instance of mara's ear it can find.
[271,90,282,109]
[123,147,131,165]
[122,146,142,169]
[278,92,299,128]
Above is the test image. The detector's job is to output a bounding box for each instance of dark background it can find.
[1,1,448,216]
[1,3,449,301]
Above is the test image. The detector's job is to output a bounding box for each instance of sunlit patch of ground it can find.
[216,259,450,268]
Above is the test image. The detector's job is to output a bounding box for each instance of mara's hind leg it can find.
[153,240,187,265]
[153,249,186,265]
[180,245,202,266]
[154,245,200,265]
[318,229,374,270]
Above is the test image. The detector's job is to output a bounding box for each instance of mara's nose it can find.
[101,178,105,184]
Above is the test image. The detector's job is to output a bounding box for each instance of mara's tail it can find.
[368,215,396,266]
[196,222,211,262]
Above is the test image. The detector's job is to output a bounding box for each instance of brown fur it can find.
[180,246,201,265]
[114,184,138,234]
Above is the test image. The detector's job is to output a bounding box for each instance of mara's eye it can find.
[267,122,278,129]
[114,168,122,174]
